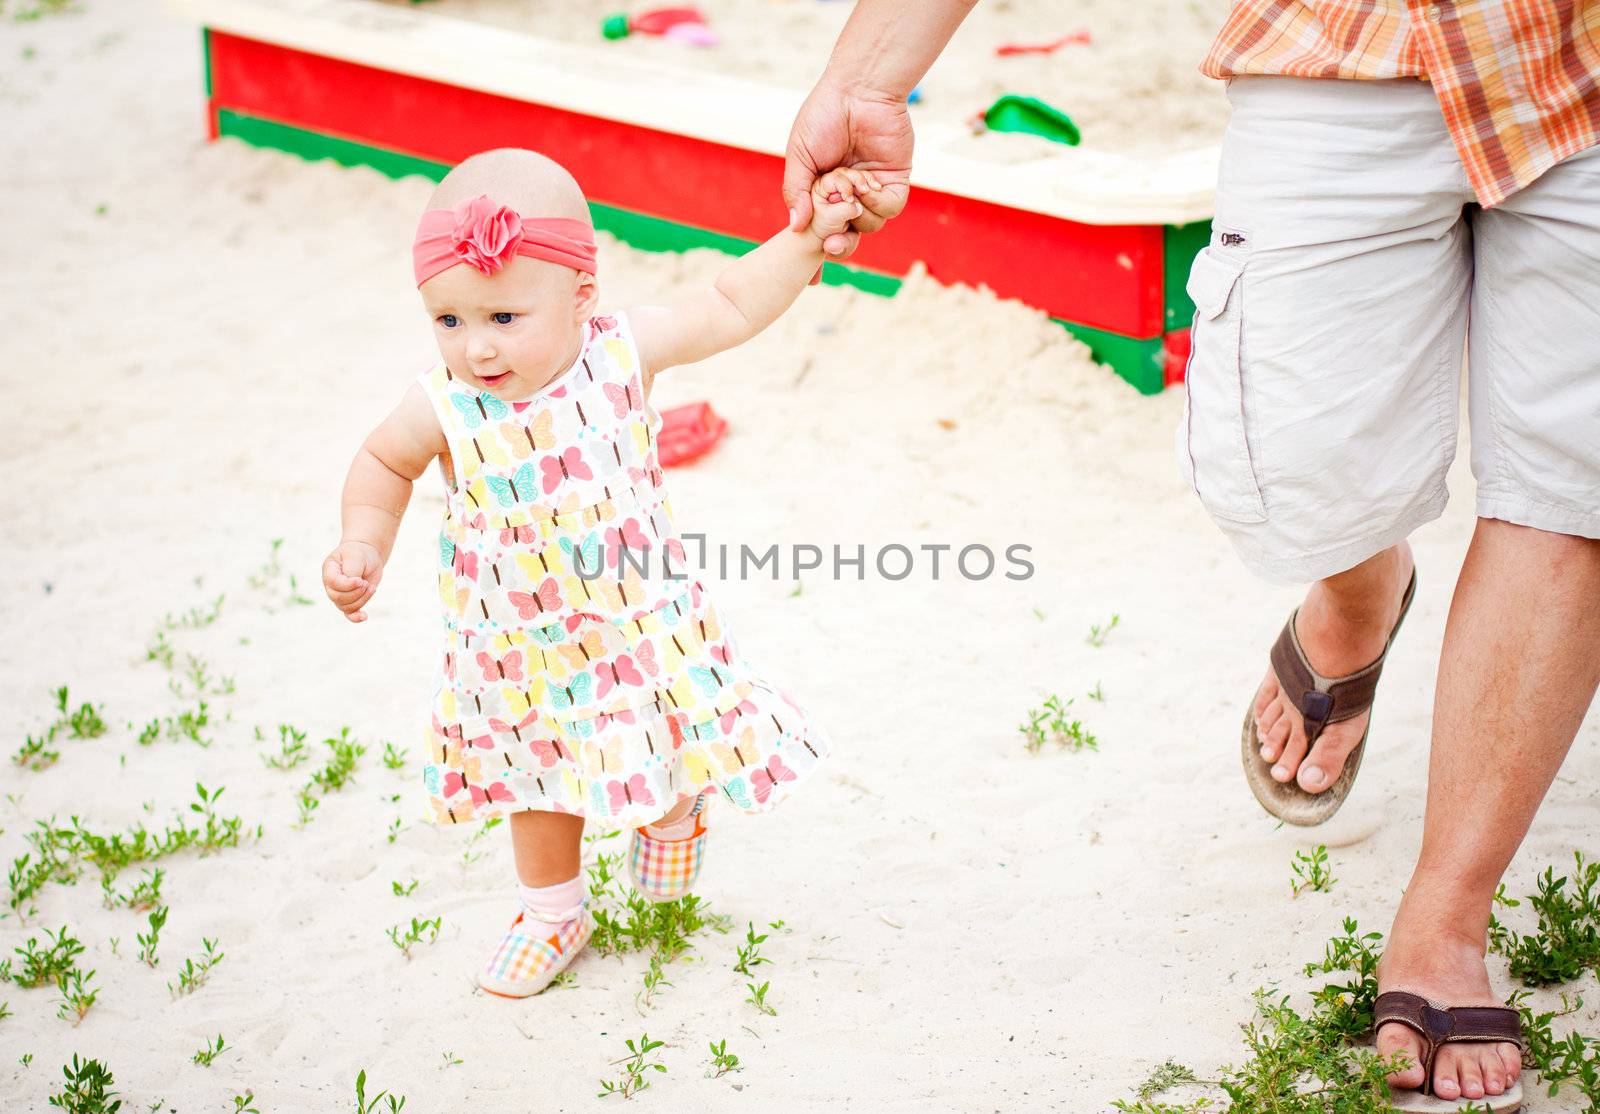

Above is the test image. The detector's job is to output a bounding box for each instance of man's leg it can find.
[1192,76,1471,790]
[1376,520,1600,1100]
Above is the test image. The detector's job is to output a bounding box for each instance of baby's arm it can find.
[322,383,445,623]
[629,169,887,385]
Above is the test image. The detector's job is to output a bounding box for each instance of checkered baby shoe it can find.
[628,795,708,902]
[476,903,593,998]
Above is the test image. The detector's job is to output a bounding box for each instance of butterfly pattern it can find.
[416,313,827,828]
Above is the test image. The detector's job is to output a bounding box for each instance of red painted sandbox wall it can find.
[207,31,1165,338]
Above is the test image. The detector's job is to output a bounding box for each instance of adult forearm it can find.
[822,0,979,100]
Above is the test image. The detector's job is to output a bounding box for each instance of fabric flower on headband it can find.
[451,196,525,276]
[412,195,598,286]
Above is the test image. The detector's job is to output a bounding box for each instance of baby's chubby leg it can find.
[508,809,584,886]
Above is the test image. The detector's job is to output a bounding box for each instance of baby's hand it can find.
[322,541,384,623]
[808,168,875,244]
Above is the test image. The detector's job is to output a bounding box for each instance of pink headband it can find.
[413,195,598,286]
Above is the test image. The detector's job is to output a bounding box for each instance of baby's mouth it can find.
[478,370,513,388]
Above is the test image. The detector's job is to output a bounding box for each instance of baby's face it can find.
[420,256,597,400]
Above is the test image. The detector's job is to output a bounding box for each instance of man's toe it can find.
[1296,723,1361,793]
[1253,675,1279,717]
[1377,1022,1427,1090]
[1430,1044,1462,1100]
[1454,1049,1485,1099]
[1498,1042,1522,1082]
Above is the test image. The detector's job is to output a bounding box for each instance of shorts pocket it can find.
[1179,247,1267,524]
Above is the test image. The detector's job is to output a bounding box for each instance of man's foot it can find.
[1376,925,1522,1101]
[477,905,592,998]
[1252,544,1415,794]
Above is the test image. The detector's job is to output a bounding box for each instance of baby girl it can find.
[321,147,871,997]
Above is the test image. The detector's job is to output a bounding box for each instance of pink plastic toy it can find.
[602,7,718,45]
[995,29,1092,56]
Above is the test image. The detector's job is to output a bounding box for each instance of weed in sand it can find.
[732,922,770,977]
[134,905,168,966]
[1086,613,1121,647]
[11,925,85,987]
[1112,920,1410,1112]
[145,632,175,670]
[1290,845,1337,897]
[706,1039,741,1077]
[167,937,224,997]
[387,916,443,959]
[744,980,776,1016]
[597,1034,666,1100]
[191,1034,227,1067]
[8,785,245,917]
[636,952,674,1011]
[46,1055,121,1113]
[169,654,235,699]
[354,1069,407,1113]
[460,816,504,870]
[164,593,225,631]
[14,733,59,771]
[1020,694,1098,754]
[310,728,365,793]
[262,724,310,770]
[104,867,165,912]
[1489,852,1600,986]
[53,966,98,1025]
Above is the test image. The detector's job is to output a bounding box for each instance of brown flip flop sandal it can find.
[1374,990,1525,1112]
[1241,569,1418,826]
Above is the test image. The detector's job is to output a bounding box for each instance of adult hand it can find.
[783,79,913,263]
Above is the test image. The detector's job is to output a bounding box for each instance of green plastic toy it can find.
[981,95,1082,146]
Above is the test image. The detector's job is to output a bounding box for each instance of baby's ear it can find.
[573,272,600,320]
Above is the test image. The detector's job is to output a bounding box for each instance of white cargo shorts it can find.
[1177,75,1600,584]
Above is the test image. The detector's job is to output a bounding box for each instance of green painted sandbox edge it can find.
[214,107,1161,390]
[1055,323,1164,396]
[203,28,214,99]
[1163,219,1211,333]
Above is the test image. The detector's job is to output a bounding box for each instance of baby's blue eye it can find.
[492,312,517,325]
[438,314,459,328]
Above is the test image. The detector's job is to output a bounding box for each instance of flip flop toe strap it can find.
[1374,990,1524,1097]
[1267,572,1417,748]
[1269,620,1386,745]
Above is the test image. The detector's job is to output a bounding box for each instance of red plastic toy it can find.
[995,29,1092,56]
[657,401,727,466]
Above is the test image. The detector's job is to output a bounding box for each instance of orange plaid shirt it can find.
[1202,1,1600,206]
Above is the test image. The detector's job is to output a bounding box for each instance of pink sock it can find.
[518,875,584,925]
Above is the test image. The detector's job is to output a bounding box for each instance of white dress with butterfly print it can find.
[417,312,828,827]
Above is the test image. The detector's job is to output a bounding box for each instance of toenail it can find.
[1272,764,1288,780]
[1260,745,1273,760]
[1302,767,1324,787]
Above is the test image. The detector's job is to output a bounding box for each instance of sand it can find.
[374,0,1235,157]
[2,1,1598,1111]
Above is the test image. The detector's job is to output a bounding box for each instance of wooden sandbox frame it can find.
[168,0,1219,394]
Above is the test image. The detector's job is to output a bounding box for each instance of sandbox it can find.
[167,0,1221,393]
